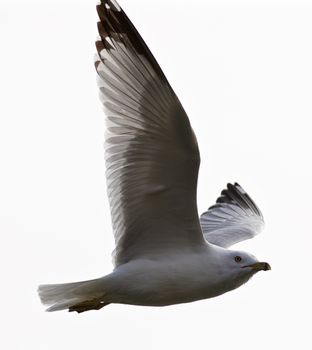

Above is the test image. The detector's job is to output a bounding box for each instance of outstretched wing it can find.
[200,183,264,248]
[95,0,205,266]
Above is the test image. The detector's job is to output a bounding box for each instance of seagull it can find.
[38,0,270,313]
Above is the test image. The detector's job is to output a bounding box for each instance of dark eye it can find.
[234,256,242,263]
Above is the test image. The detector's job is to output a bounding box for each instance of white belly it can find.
[105,254,229,306]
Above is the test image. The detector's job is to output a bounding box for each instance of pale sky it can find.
[1,0,312,349]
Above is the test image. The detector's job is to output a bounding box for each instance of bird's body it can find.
[104,246,261,306]
[100,247,229,307]
[38,0,270,313]
[41,245,263,312]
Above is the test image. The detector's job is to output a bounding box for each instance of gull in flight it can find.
[38,0,270,313]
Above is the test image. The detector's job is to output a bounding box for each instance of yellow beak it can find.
[243,262,271,271]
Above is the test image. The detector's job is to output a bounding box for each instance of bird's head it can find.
[222,249,271,287]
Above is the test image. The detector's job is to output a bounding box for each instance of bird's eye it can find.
[234,256,242,263]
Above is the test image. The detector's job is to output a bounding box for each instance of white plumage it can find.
[38,0,270,313]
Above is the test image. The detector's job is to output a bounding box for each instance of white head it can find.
[217,248,271,293]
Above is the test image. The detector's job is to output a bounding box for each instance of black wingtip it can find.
[212,182,263,218]
[99,0,122,12]
[95,0,169,83]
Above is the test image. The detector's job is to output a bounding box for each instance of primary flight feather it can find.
[38,0,270,313]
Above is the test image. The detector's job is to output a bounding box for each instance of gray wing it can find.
[200,183,264,248]
[95,0,206,266]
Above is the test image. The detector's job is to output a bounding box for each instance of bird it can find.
[38,0,270,313]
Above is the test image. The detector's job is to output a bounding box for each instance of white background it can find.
[1,0,311,349]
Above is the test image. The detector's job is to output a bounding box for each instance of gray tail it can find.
[38,278,110,313]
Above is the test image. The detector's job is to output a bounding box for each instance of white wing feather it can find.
[95,0,206,266]
[200,183,264,248]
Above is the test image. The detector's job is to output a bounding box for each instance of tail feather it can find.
[38,278,110,312]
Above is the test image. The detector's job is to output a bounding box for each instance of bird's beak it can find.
[242,262,271,271]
